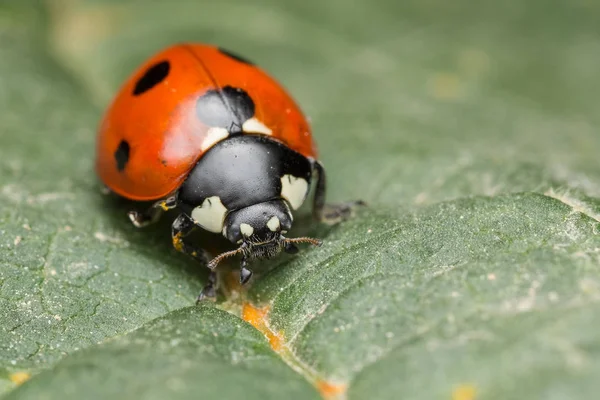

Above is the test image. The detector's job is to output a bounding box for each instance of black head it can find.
[223,199,291,244]
[207,198,322,270]
[222,199,295,260]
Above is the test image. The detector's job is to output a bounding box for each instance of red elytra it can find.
[95,43,317,201]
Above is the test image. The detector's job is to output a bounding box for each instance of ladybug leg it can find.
[311,160,366,225]
[240,257,253,285]
[196,271,217,304]
[171,214,216,302]
[128,196,177,228]
[171,213,211,266]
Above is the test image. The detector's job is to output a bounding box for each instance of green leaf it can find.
[3,306,319,400]
[2,1,600,399]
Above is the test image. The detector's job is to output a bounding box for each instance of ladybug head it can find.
[207,199,321,269]
[223,199,292,245]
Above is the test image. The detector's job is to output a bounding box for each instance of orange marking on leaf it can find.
[452,384,477,400]
[9,372,31,385]
[317,380,347,400]
[242,302,284,352]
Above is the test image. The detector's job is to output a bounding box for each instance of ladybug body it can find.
[96,43,360,301]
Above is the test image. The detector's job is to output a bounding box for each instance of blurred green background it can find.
[1,1,600,399]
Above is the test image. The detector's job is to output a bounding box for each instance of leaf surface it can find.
[2,1,600,399]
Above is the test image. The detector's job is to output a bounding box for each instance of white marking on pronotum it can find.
[280,174,308,210]
[266,216,280,232]
[191,196,228,233]
[240,223,254,237]
[202,127,229,151]
[242,118,272,135]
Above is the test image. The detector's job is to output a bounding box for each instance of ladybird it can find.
[96,43,363,302]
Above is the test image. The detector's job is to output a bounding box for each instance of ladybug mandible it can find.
[95,43,362,302]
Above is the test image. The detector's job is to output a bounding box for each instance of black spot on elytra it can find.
[195,86,255,133]
[114,140,130,171]
[133,60,170,95]
[218,47,254,65]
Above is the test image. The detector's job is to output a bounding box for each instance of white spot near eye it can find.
[240,223,254,237]
[242,118,272,135]
[191,196,227,233]
[281,174,308,210]
[222,224,228,238]
[202,127,229,151]
[267,216,280,232]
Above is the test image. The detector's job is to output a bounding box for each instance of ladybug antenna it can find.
[207,243,247,270]
[283,236,323,247]
[282,235,322,255]
[207,236,322,270]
